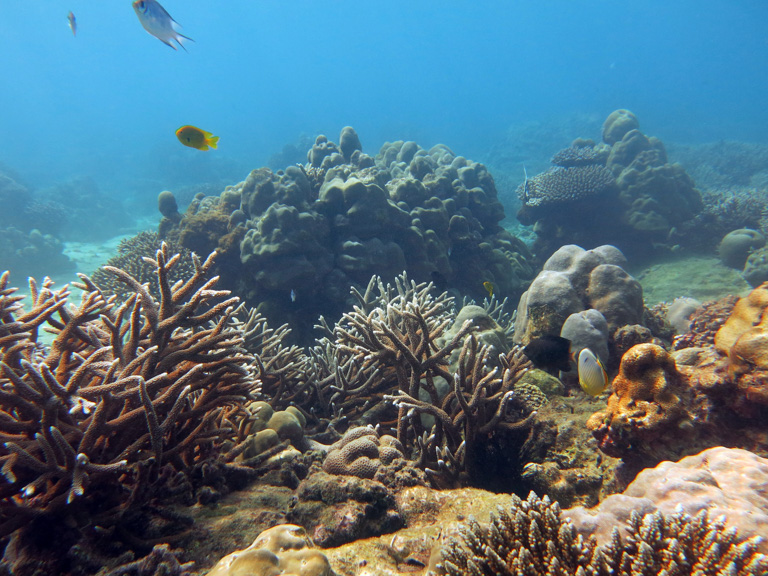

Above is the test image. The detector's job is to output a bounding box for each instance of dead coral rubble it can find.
[0,246,258,572]
[437,491,768,576]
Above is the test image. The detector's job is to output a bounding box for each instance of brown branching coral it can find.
[0,245,257,554]
[231,305,311,413]
[308,273,460,429]
[437,491,768,576]
[386,342,538,485]
[91,230,194,302]
[306,273,540,485]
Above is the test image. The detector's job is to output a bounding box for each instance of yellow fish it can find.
[176,126,219,151]
[483,281,494,298]
[577,348,609,397]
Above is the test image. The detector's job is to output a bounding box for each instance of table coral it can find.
[516,110,703,260]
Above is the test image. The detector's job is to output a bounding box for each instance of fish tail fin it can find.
[208,136,219,149]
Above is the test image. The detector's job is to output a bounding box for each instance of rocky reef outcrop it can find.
[516,109,703,260]
[161,127,535,343]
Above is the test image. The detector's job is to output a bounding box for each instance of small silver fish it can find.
[290,289,297,302]
[132,0,192,51]
[67,11,77,37]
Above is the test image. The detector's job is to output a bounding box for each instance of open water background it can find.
[1,1,767,218]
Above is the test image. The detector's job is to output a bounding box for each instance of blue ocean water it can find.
[1,0,767,215]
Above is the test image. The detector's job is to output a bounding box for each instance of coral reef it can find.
[513,244,643,352]
[436,490,768,576]
[0,247,259,574]
[0,226,74,278]
[91,230,194,302]
[322,426,405,480]
[668,140,768,191]
[207,524,334,576]
[0,170,31,230]
[672,294,738,350]
[161,127,534,343]
[586,343,693,467]
[743,245,768,287]
[289,470,405,548]
[718,228,765,268]
[516,110,703,260]
[588,293,768,475]
[565,447,768,555]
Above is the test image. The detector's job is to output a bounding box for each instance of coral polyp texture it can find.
[161,127,535,343]
[437,491,768,576]
[516,109,703,260]
[0,246,259,574]
[714,281,768,407]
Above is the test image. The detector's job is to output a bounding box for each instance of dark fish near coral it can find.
[523,335,573,373]
[175,125,219,150]
[132,0,192,51]
[67,11,76,36]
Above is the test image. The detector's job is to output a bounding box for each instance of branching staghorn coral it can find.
[91,230,194,302]
[0,245,257,543]
[230,305,311,413]
[437,492,768,576]
[386,341,539,484]
[306,273,540,485]
[308,273,464,432]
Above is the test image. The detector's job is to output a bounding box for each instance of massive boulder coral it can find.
[513,244,643,348]
[516,109,703,259]
[713,281,768,407]
[565,446,768,555]
[586,343,694,467]
[162,127,534,343]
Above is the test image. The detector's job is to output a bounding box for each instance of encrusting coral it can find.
[0,245,260,573]
[435,491,768,576]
